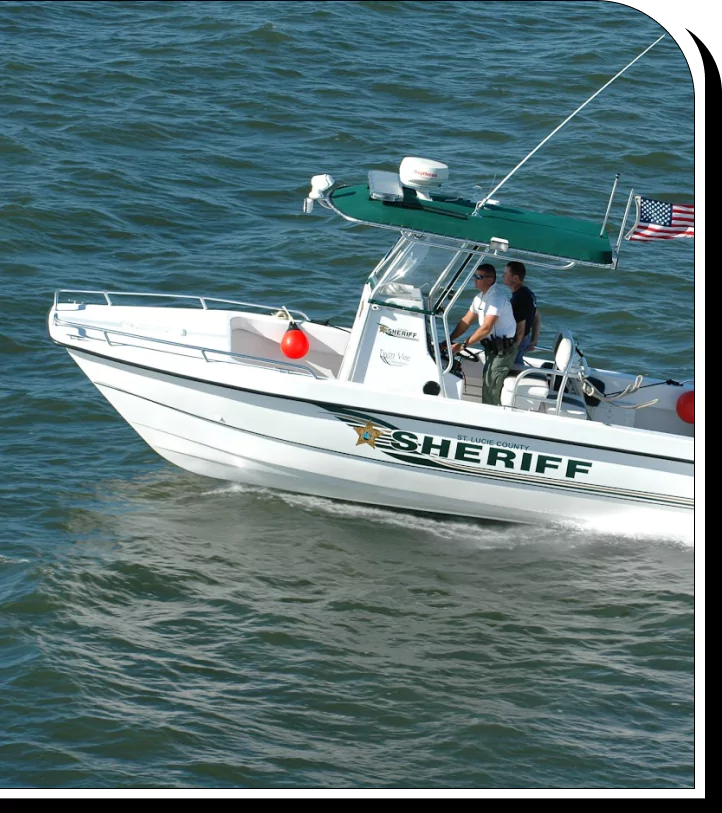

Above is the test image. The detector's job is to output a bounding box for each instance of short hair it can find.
[506,260,526,281]
[476,262,496,277]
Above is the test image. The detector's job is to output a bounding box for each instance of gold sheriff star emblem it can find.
[354,421,384,448]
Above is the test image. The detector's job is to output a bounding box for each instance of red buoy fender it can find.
[280,321,310,359]
[675,390,694,424]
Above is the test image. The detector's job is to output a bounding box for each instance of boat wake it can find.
[556,513,694,548]
[202,483,694,549]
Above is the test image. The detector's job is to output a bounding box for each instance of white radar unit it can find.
[399,157,449,200]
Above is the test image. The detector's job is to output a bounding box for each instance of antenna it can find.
[473,174,497,200]
[474,35,665,212]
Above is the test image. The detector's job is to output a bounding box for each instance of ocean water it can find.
[1,0,702,795]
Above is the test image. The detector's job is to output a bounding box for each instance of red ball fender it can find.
[280,322,310,359]
[675,390,694,424]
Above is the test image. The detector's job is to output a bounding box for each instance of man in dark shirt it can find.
[503,261,541,365]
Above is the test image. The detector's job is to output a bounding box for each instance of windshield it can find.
[369,237,474,313]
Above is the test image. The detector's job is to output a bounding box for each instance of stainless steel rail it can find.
[53,314,320,378]
[53,289,310,321]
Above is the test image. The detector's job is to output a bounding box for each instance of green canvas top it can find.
[328,183,614,267]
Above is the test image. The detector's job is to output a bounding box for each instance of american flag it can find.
[625,196,694,241]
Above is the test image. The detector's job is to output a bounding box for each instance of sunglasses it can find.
[474,273,495,280]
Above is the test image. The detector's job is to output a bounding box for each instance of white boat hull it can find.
[68,347,693,528]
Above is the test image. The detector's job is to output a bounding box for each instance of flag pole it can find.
[474,35,666,213]
[613,188,636,267]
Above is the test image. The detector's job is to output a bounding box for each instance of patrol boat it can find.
[47,155,694,530]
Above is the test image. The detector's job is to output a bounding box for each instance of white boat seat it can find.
[500,372,549,407]
[534,330,577,390]
[553,330,575,374]
[501,329,588,417]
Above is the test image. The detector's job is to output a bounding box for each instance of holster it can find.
[481,337,514,354]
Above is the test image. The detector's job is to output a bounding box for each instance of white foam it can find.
[556,512,694,548]
[201,483,695,549]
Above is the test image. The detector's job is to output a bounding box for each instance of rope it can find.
[577,372,659,410]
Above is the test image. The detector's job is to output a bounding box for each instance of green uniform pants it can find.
[482,344,518,406]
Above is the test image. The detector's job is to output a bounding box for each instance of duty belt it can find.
[481,336,515,354]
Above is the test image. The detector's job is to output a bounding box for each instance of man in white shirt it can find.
[447,263,517,405]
